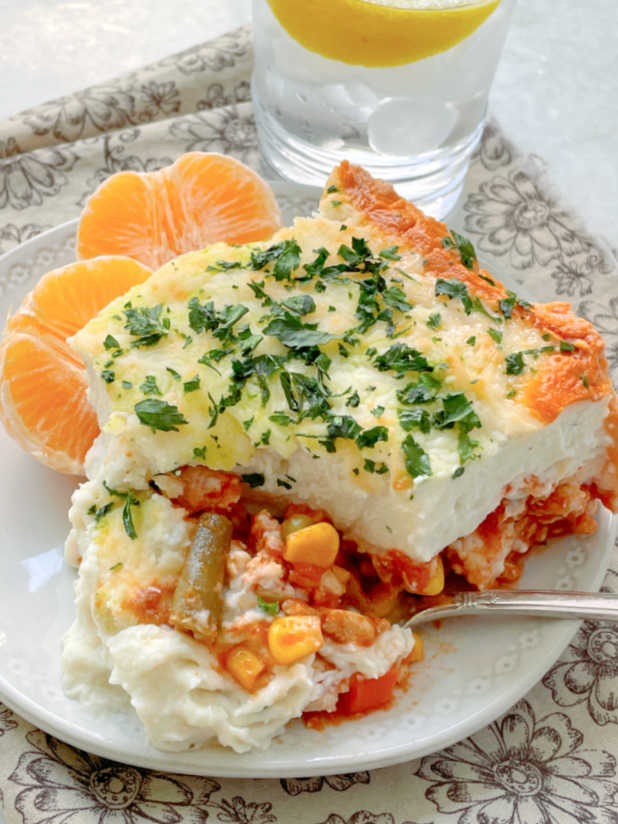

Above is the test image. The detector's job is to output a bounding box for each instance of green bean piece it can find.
[170,512,232,644]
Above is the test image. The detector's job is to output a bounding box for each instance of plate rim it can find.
[0,214,615,778]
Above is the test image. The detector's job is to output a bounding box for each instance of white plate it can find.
[0,189,615,778]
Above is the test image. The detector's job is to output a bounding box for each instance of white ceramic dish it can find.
[0,188,614,778]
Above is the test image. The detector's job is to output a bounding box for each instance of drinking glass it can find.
[251,0,515,217]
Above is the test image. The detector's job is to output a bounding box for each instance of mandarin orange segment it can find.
[13,257,152,340]
[0,255,153,475]
[0,330,98,475]
[77,152,282,269]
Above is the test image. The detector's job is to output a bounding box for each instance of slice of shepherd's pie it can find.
[62,162,618,753]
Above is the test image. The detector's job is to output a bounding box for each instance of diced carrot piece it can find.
[337,666,398,715]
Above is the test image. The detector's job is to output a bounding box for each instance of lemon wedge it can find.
[267,0,501,67]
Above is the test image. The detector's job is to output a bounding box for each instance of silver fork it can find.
[403,589,618,628]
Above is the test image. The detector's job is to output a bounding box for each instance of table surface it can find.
[2,0,616,249]
[0,4,616,818]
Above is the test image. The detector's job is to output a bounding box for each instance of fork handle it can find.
[404,589,618,627]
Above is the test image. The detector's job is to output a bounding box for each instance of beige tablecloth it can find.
[1,26,618,824]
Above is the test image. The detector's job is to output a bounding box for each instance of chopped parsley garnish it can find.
[213,305,250,343]
[402,434,431,478]
[186,298,216,334]
[248,280,272,305]
[122,494,139,540]
[327,415,362,441]
[458,429,479,465]
[435,278,497,321]
[103,481,126,498]
[379,245,401,260]
[166,367,181,381]
[101,369,115,383]
[140,375,161,395]
[581,374,590,388]
[188,297,252,345]
[193,446,207,459]
[109,562,123,572]
[346,390,360,408]
[273,240,302,281]
[433,393,481,431]
[466,336,476,346]
[442,230,477,270]
[183,375,200,393]
[101,483,139,539]
[250,239,301,281]
[371,405,385,417]
[364,458,389,474]
[326,185,338,194]
[427,313,441,329]
[435,277,473,311]
[560,341,576,352]
[277,478,293,489]
[399,408,431,433]
[124,304,169,347]
[281,294,316,316]
[382,285,412,313]
[104,334,120,350]
[373,343,432,374]
[338,236,374,269]
[134,399,188,431]
[499,290,532,319]
[242,473,265,488]
[397,373,441,405]
[262,310,334,349]
[279,371,330,420]
[93,502,113,522]
[488,328,503,344]
[207,259,243,272]
[256,594,280,615]
[505,352,525,375]
[230,353,285,406]
[452,466,465,479]
[356,426,388,448]
[121,380,133,390]
[270,412,292,426]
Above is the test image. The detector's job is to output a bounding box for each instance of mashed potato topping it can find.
[62,163,618,752]
[63,482,415,752]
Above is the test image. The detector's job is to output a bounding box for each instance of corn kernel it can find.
[409,632,425,663]
[283,522,339,567]
[268,615,323,664]
[418,555,445,596]
[281,513,315,540]
[225,646,266,691]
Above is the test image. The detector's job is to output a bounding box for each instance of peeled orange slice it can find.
[267,0,500,67]
[77,152,282,269]
[0,256,152,475]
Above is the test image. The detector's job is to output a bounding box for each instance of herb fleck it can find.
[134,399,188,431]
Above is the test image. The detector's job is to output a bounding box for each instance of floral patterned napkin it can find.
[1,25,618,824]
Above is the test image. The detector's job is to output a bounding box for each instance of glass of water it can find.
[251,0,515,217]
